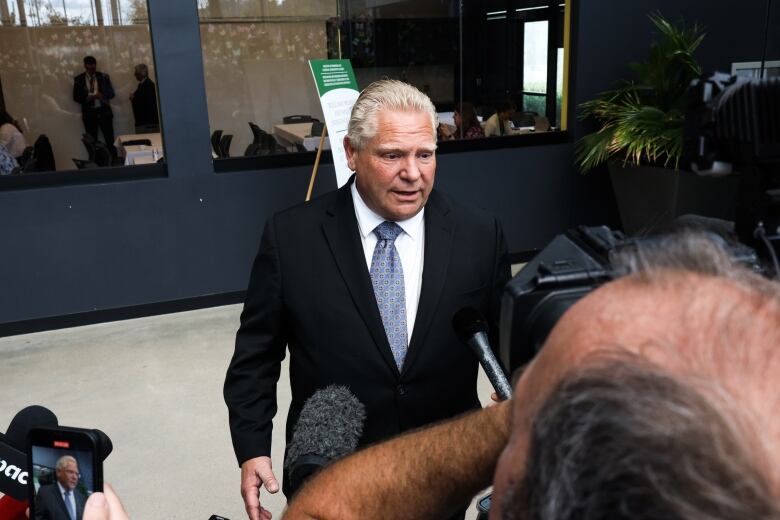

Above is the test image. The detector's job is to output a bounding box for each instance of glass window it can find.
[0,0,161,174]
[198,0,570,162]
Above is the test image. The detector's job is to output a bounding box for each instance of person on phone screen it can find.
[34,455,86,520]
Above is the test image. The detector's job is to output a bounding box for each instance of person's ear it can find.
[343,137,357,171]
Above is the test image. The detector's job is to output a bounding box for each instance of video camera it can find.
[499,72,779,375]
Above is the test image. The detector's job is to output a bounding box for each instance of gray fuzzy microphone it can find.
[284,385,366,494]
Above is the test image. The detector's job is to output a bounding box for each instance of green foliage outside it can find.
[574,13,705,173]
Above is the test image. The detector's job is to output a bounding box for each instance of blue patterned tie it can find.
[64,489,76,520]
[370,222,408,369]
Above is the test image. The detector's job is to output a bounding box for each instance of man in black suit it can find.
[73,56,115,147]
[34,455,87,520]
[224,79,510,520]
[129,63,159,133]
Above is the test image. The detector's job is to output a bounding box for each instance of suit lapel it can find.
[54,486,71,519]
[403,191,453,376]
[321,182,401,376]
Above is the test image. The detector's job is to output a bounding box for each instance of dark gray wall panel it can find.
[3,0,776,326]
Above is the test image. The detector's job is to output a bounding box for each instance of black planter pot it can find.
[608,164,740,236]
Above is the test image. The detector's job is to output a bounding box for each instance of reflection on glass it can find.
[0,0,161,172]
[198,0,336,158]
[196,0,570,159]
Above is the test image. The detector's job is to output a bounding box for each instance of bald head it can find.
[491,233,780,519]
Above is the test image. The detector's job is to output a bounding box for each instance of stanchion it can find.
[305,125,329,202]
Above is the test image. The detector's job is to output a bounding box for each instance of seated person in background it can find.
[483,100,516,137]
[285,232,780,520]
[438,102,485,141]
[0,143,19,175]
[0,109,26,159]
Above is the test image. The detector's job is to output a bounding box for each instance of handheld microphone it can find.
[453,308,513,401]
[284,385,366,495]
[0,405,59,516]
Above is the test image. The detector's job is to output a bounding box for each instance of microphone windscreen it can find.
[452,307,489,341]
[4,405,58,450]
[284,385,366,471]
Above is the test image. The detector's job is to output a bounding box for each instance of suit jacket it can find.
[34,483,86,520]
[224,180,510,471]
[131,78,159,127]
[72,72,115,116]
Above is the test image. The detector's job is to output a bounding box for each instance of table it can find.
[114,133,163,165]
[274,123,330,152]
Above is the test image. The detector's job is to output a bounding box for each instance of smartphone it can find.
[27,426,103,520]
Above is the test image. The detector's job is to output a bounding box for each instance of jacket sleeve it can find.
[101,73,115,101]
[224,216,288,466]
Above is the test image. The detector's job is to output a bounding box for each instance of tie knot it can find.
[374,221,403,242]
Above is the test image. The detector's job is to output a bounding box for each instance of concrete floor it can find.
[0,304,494,519]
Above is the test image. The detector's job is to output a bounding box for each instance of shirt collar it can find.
[57,481,69,495]
[351,182,424,241]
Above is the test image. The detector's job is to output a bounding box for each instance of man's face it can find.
[56,460,79,490]
[346,109,436,221]
[84,62,97,75]
[134,70,143,81]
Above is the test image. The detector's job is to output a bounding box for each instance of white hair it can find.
[346,79,438,149]
[56,455,77,470]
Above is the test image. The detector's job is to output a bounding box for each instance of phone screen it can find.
[28,428,102,520]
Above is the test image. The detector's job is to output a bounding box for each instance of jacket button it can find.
[397,385,406,396]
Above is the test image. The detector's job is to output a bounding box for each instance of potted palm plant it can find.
[575,13,737,235]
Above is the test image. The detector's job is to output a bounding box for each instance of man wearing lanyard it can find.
[73,56,116,151]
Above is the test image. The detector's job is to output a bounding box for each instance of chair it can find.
[283,115,316,124]
[219,134,233,158]
[309,121,325,138]
[121,139,152,147]
[32,134,56,171]
[211,130,223,157]
[73,158,99,169]
[248,122,264,145]
[17,146,34,169]
[244,143,261,156]
[93,141,121,167]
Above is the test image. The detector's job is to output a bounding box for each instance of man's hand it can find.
[241,456,279,520]
[83,483,130,520]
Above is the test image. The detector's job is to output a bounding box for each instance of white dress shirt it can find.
[351,182,425,341]
[57,481,77,517]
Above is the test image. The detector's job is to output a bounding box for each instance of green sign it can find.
[309,59,359,96]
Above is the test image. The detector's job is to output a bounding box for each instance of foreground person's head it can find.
[491,234,780,519]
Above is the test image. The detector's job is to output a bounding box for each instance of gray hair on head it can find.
[503,358,780,520]
[56,455,77,470]
[611,231,780,302]
[346,79,438,150]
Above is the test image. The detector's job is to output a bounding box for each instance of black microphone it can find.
[0,405,59,501]
[283,385,366,495]
[453,307,513,401]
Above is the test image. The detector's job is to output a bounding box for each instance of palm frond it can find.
[575,13,704,173]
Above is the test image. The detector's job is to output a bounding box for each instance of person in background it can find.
[73,56,116,148]
[0,142,19,175]
[483,99,516,137]
[129,64,159,133]
[0,109,27,159]
[438,102,484,141]
[34,455,87,520]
